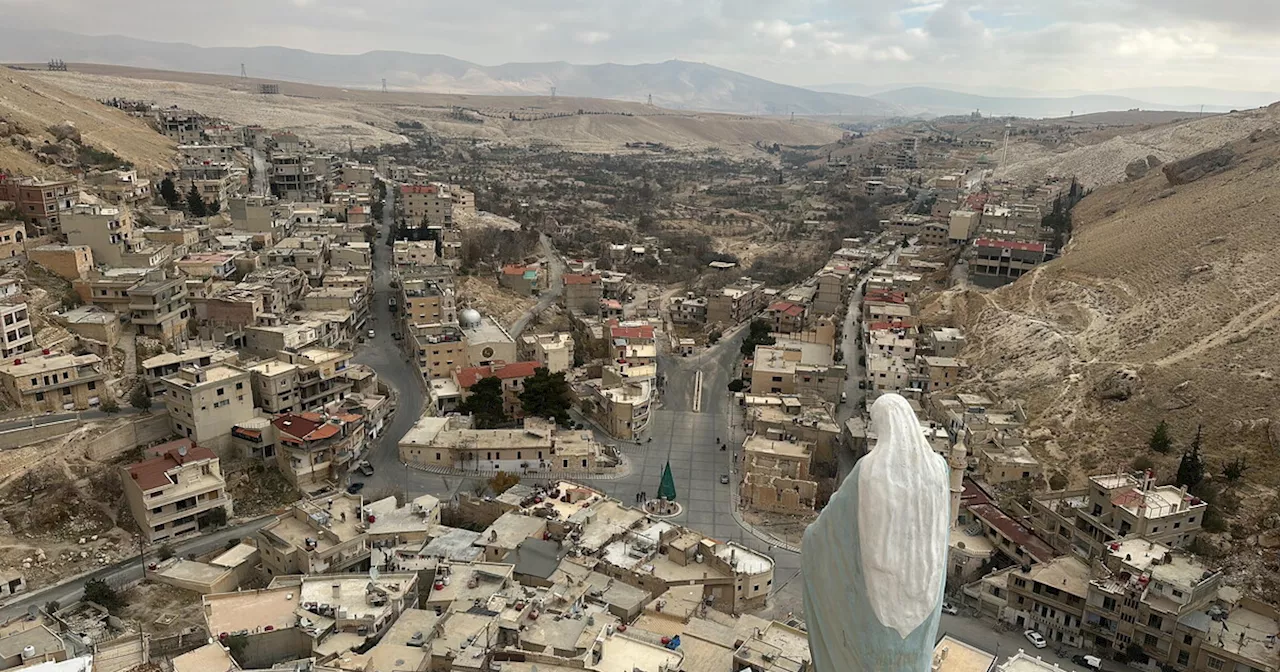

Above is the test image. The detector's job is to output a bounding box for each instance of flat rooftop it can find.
[591,633,683,672]
[744,435,812,460]
[480,512,547,552]
[715,543,773,575]
[934,635,998,672]
[420,526,485,561]
[365,608,439,672]
[204,586,298,636]
[299,573,416,623]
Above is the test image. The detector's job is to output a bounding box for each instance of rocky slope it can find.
[929,110,1280,492]
[1001,106,1276,189]
[0,67,175,175]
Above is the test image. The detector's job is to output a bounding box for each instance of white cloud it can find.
[574,30,611,45]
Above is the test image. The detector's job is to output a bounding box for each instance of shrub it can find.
[83,578,125,613]
[1131,455,1155,472]
[99,397,120,414]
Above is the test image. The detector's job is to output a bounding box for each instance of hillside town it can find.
[0,50,1276,672]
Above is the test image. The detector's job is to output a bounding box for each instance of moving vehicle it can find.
[720,474,730,485]
[358,460,374,476]
[1023,630,1047,649]
[940,602,959,616]
[367,329,376,339]
[347,482,365,494]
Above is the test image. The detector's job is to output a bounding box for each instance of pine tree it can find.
[460,376,508,429]
[1149,420,1172,454]
[158,177,180,209]
[186,184,207,218]
[1176,425,1205,488]
[518,367,573,425]
[129,384,152,412]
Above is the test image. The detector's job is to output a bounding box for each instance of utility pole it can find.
[240,63,247,80]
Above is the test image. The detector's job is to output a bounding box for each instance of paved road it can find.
[0,517,273,622]
[350,180,428,495]
[0,403,169,435]
[510,233,565,337]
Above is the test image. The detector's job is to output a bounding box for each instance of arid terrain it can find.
[0,67,175,175]
[24,65,844,154]
[926,109,1280,496]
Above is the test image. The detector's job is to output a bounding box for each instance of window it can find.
[35,392,43,401]
[1144,634,1158,648]
[1177,650,1190,666]
[87,381,96,390]
[236,382,244,390]
[1183,634,1193,645]
[217,387,225,396]
[1206,656,1225,671]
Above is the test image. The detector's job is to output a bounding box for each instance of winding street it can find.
[509,233,566,338]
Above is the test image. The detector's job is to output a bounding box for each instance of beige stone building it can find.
[518,331,574,373]
[740,434,818,514]
[1003,556,1090,648]
[393,240,437,267]
[399,415,603,473]
[400,183,454,227]
[707,278,767,325]
[749,339,845,404]
[161,364,256,452]
[410,323,467,381]
[141,347,238,396]
[0,299,34,359]
[0,351,107,412]
[562,273,604,313]
[129,272,192,345]
[917,355,968,394]
[271,411,366,487]
[28,244,93,281]
[0,221,25,261]
[122,439,232,542]
[248,347,353,415]
[255,493,369,576]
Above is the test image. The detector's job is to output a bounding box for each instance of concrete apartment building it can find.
[586,368,654,441]
[740,433,818,514]
[498,264,542,296]
[0,299,34,359]
[866,352,914,398]
[61,203,149,268]
[158,109,205,144]
[918,355,968,394]
[248,347,353,415]
[272,411,366,488]
[750,340,845,404]
[256,493,369,576]
[177,161,238,207]
[174,253,237,279]
[141,348,238,396]
[399,184,454,228]
[930,327,967,358]
[122,439,232,542]
[129,272,192,345]
[811,266,852,317]
[28,244,93,280]
[1030,471,1208,558]
[562,273,604,313]
[161,364,255,452]
[0,175,77,235]
[765,301,807,334]
[1004,556,1091,648]
[669,295,707,324]
[708,278,767,325]
[462,313,517,368]
[267,236,328,285]
[518,332,574,373]
[84,169,152,210]
[401,277,457,325]
[409,323,467,380]
[949,210,981,243]
[970,239,1048,285]
[393,240,437,267]
[0,351,106,412]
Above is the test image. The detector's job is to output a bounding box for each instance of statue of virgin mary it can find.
[802,393,951,671]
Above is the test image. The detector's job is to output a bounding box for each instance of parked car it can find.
[346,482,365,494]
[940,602,959,616]
[719,474,730,485]
[1072,655,1103,670]
[1023,630,1047,649]
[358,460,374,477]
[367,329,376,339]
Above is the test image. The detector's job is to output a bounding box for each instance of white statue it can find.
[802,393,951,671]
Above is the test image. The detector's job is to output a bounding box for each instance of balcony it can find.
[147,496,230,526]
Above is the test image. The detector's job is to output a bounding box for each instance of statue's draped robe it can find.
[802,394,949,672]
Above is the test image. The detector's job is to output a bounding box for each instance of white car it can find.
[367,329,376,339]
[1023,630,1048,649]
[940,602,959,616]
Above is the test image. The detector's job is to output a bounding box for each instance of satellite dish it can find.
[177,445,188,457]
[27,605,39,619]
[369,566,379,582]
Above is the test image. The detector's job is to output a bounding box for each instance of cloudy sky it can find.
[2,0,1276,94]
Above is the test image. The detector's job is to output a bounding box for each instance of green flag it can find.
[657,461,677,501]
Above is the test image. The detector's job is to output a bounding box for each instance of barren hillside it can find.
[0,67,175,175]
[1001,107,1275,188]
[929,110,1280,491]
[28,66,843,154]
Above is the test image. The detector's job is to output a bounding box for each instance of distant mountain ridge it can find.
[0,27,896,117]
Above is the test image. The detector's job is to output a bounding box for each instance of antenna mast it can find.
[550,86,556,99]
[240,63,248,79]
[382,78,388,93]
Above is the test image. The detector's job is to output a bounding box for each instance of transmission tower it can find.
[240,63,247,79]
[382,78,388,93]
[550,86,556,99]
[647,93,653,106]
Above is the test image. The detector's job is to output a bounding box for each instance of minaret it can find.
[948,441,967,528]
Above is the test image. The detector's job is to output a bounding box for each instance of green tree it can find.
[1149,420,1172,454]
[727,379,745,393]
[186,184,207,217]
[740,319,776,357]
[158,177,180,209]
[460,376,508,428]
[1048,473,1069,491]
[129,384,152,412]
[99,397,120,413]
[1223,456,1248,483]
[1131,455,1154,472]
[158,543,175,560]
[83,578,125,612]
[488,471,521,495]
[207,198,221,216]
[1176,425,1205,488]
[519,367,573,425]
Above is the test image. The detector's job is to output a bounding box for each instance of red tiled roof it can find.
[127,442,218,491]
[865,289,907,304]
[273,412,340,442]
[610,325,654,340]
[768,301,806,318]
[563,274,600,285]
[969,502,1056,564]
[502,264,529,275]
[974,238,1046,253]
[400,184,439,194]
[455,361,542,389]
[866,320,909,332]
